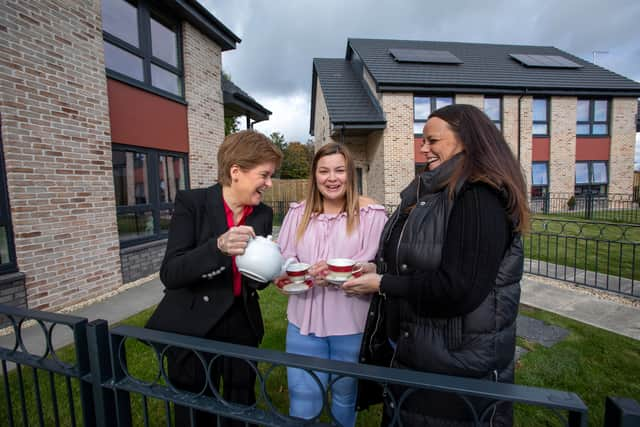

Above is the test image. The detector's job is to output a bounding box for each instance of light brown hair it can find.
[296,143,360,241]
[428,104,530,233]
[217,130,283,186]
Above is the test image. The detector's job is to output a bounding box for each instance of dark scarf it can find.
[398,152,465,210]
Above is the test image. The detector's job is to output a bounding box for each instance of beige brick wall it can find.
[455,94,483,109]
[0,0,122,311]
[502,96,533,193]
[183,22,224,188]
[366,131,385,203]
[502,96,518,154]
[379,92,414,205]
[518,97,533,194]
[549,97,577,194]
[609,97,637,194]
[312,76,334,150]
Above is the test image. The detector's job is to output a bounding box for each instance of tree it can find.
[270,132,286,152]
[281,141,312,179]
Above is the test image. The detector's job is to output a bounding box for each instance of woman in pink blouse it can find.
[277,143,387,427]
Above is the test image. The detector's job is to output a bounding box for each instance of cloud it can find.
[203,0,640,148]
[251,91,311,143]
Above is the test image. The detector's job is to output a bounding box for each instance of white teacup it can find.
[286,262,310,283]
[326,258,362,280]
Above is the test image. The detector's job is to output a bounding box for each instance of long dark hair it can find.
[429,104,530,233]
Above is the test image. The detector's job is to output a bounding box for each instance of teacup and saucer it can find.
[325,258,363,287]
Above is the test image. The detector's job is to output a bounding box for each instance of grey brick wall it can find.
[0,272,26,326]
[120,240,167,284]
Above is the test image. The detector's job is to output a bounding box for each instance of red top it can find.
[222,199,254,296]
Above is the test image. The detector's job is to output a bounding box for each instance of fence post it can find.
[110,332,133,426]
[603,397,640,427]
[74,320,97,427]
[585,191,594,220]
[87,319,118,427]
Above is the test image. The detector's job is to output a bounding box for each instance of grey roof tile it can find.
[348,39,640,94]
[313,58,385,127]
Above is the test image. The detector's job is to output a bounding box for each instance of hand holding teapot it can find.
[217,225,255,256]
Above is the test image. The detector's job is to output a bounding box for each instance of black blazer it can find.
[145,184,273,341]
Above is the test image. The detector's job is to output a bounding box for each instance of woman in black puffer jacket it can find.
[342,104,529,426]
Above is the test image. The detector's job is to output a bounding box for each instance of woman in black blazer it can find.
[146,130,283,427]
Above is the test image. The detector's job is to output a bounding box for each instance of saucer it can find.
[275,277,313,295]
[325,274,351,287]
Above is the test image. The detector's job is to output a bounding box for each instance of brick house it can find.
[0,0,270,312]
[310,39,640,206]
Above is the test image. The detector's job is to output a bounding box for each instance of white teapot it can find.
[235,235,285,283]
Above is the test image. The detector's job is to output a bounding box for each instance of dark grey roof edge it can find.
[377,83,640,97]
[346,40,379,92]
[309,65,318,135]
[311,58,386,136]
[171,0,241,51]
[222,76,271,122]
[347,37,557,51]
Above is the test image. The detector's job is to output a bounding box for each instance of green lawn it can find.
[1,288,638,426]
[525,216,640,281]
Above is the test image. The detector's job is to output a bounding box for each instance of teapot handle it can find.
[280,257,297,276]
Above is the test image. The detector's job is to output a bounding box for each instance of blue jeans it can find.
[286,323,362,427]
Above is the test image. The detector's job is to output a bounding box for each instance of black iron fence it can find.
[8,304,640,426]
[267,199,640,299]
[524,217,639,298]
[530,193,640,224]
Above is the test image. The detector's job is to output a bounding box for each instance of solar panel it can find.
[389,48,463,64]
[510,54,582,68]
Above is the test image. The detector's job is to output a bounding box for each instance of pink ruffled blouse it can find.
[278,201,388,337]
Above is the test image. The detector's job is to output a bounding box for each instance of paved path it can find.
[520,276,640,340]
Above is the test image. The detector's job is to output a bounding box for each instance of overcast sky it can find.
[203,0,640,169]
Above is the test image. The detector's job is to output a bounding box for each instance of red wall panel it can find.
[532,137,550,161]
[107,79,188,153]
[576,137,610,161]
[414,137,426,163]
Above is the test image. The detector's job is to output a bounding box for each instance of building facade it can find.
[311,39,640,207]
[0,0,269,313]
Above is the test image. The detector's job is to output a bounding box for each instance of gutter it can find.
[517,89,527,162]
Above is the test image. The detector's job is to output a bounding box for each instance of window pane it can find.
[532,163,548,185]
[533,123,548,135]
[0,226,10,266]
[159,209,172,233]
[435,97,453,110]
[414,97,431,120]
[593,100,608,122]
[414,121,425,135]
[484,98,501,121]
[104,41,143,81]
[117,211,154,241]
[576,123,590,135]
[151,64,181,96]
[102,0,139,47]
[592,124,608,135]
[151,16,178,67]
[493,122,501,131]
[575,163,589,184]
[532,99,547,122]
[167,156,186,202]
[112,150,148,206]
[576,100,590,122]
[592,162,608,183]
[159,155,168,203]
